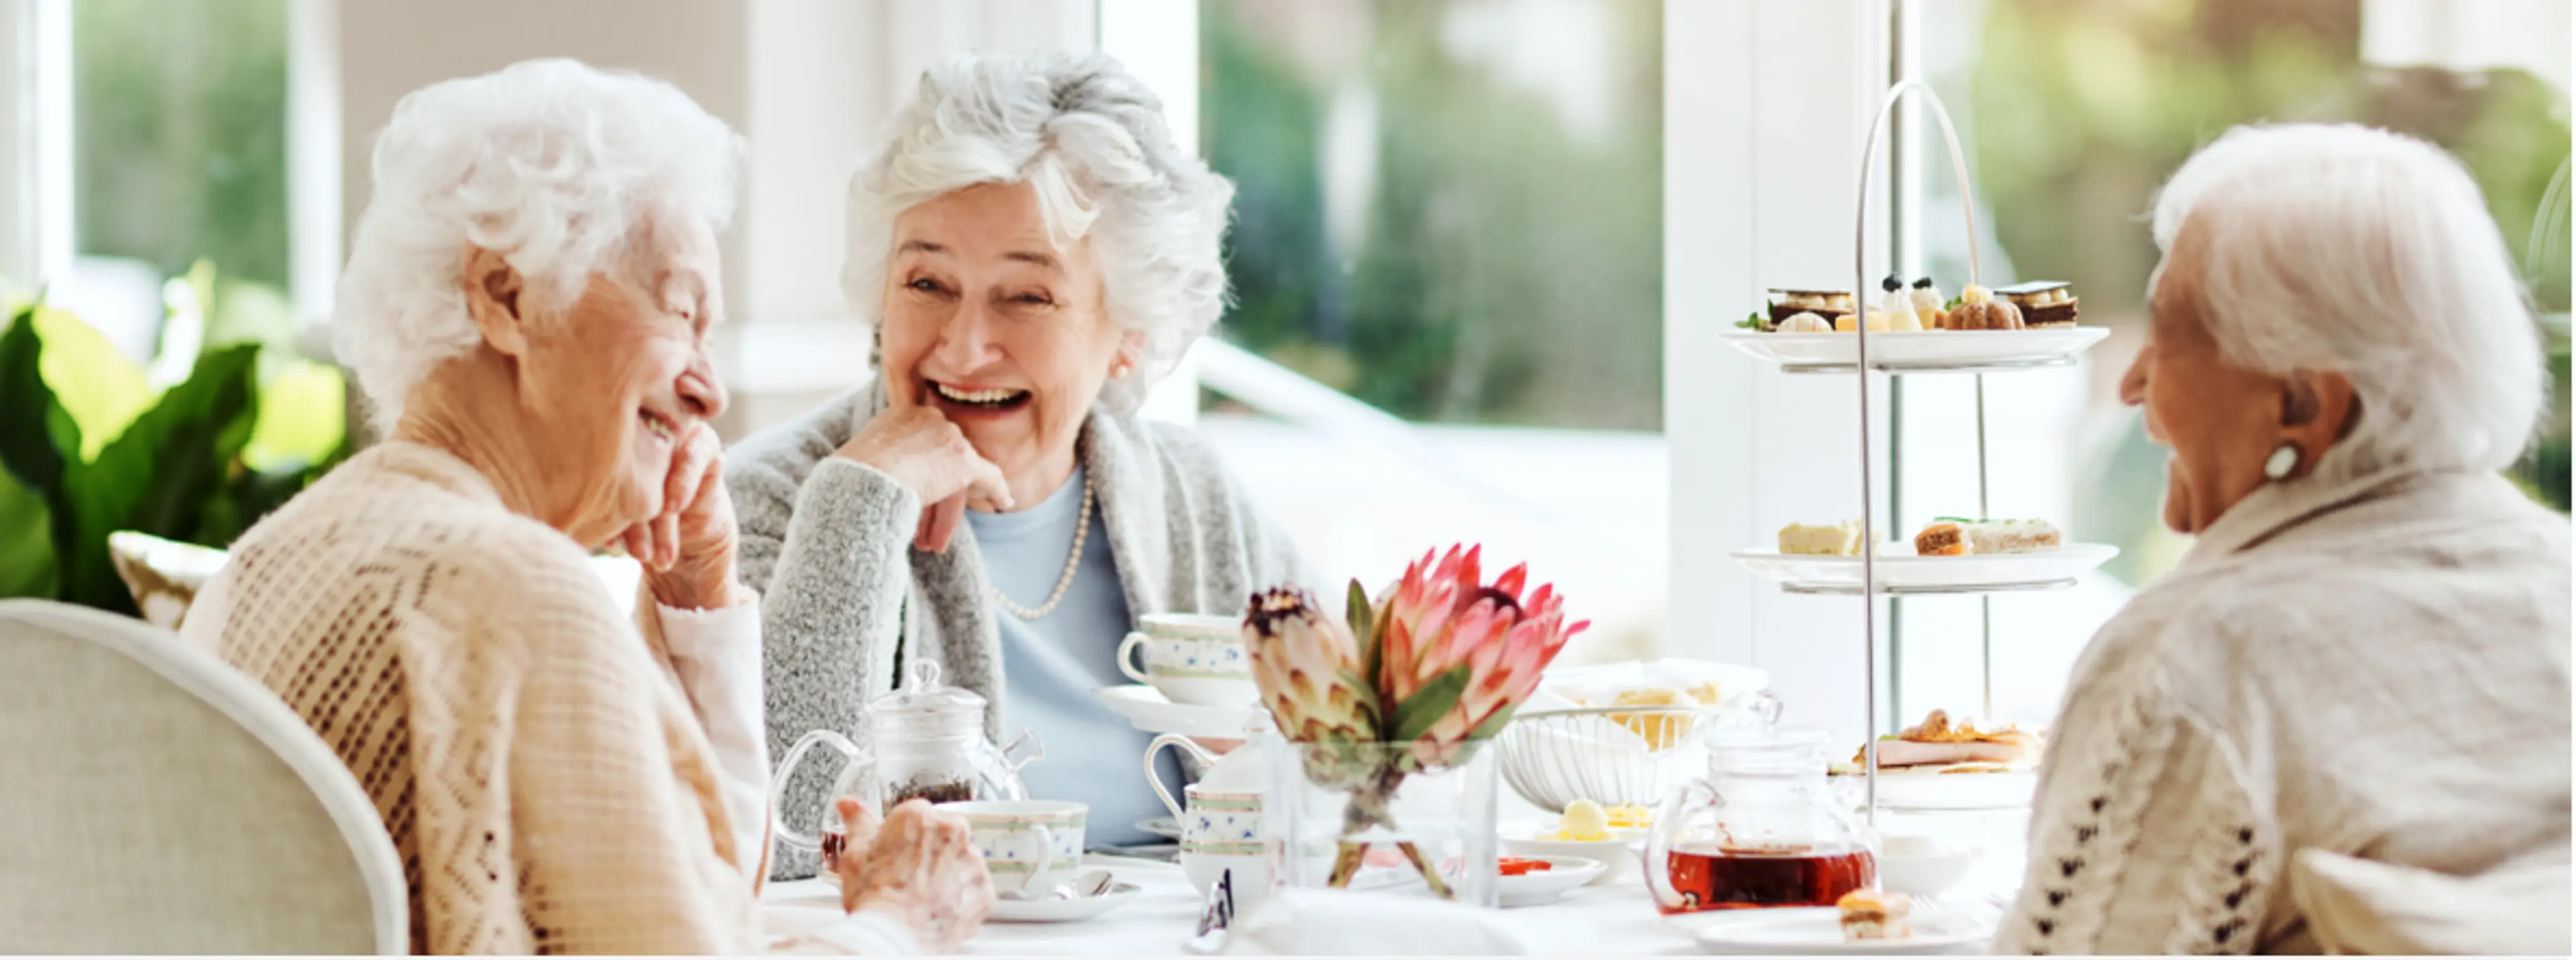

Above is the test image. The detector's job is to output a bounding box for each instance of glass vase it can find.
[1265,739,1501,908]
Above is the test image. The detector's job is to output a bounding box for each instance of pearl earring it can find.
[2263,443,2300,480]
[1111,362,1131,380]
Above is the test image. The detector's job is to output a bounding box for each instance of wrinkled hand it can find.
[833,400,1012,553]
[627,423,741,610]
[838,798,992,952]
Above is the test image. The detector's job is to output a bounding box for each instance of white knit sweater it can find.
[1996,469,2570,953]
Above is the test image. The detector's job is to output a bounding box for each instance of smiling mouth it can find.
[639,406,682,443]
[929,380,1032,411]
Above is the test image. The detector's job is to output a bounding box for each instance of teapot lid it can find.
[872,661,985,717]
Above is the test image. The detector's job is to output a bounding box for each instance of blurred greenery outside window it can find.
[1199,0,1664,431]
[1924,0,2571,586]
[0,0,343,610]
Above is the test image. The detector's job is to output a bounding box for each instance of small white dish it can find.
[1091,684,1262,739]
[1876,843,1984,899]
[1496,855,1607,907]
[1717,326,2109,373]
[1501,831,1642,886]
[1679,905,1992,955]
[1137,816,1183,840]
[1732,545,2118,593]
[985,881,1144,923]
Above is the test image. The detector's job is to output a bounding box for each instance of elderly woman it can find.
[182,60,989,954]
[1996,124,2569,955]
[727,51,1310,875]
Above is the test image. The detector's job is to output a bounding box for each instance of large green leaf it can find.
[242,358,344,471]
[30,306,152,459]
[1348,579,1380,687]
[0,470,54,598]
[0,307,69,497]
[1387,665,1470,743]
[56,343,261,612]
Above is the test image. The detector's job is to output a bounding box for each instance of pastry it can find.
[1876,274,1918,331]
[1607,687,1695,750]
[1908,277,1944,329]
[1913,521,1967,556]
[1779,520,1864,557]
[1768,288,1854,328]
[1552,799,1612,841]
[1838,889,1913,941]
[1955,518,2063,554]
[1779,311,1834,333]
[1996,280,2080,327]
[1942,283,2025,331]
[1852,708,2046,771]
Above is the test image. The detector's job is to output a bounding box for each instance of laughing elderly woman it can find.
[182,60,989,954]
[727,52,1311,875]
[1996,124,2569,955]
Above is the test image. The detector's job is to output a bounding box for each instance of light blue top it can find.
[965,466,1172,848]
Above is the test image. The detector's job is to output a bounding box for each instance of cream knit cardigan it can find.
[180,441,904,954]
[1996,468,2571,953]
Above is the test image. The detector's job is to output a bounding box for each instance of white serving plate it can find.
[1731,544,2117,593]
[1680,906,1992,955]
[1876,845,1985,899]
[1091,684,1263,739]
[1496,855,1607,908]
[1835,768,2039,811]
[1718,327,2108,373]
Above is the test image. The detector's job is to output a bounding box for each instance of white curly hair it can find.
[2151,123,2547,485]
[843,52,1235,415]
[333,58,745,431]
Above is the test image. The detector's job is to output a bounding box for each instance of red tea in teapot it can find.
[1656,842,1876,914]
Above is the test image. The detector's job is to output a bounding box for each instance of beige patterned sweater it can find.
[1997,468,2570,953]
[180,441,909,954]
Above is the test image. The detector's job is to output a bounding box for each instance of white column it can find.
[1668,0,1894,746]
[1,0,72,292]
[286,0,341,328]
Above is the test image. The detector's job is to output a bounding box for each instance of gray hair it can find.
[2151,123,2546,484]
[333,58,745,431]
[843,52,1234,415]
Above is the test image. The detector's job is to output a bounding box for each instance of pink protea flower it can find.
[1374,545,1589,765]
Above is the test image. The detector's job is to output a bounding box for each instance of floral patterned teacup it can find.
[939,800,1086,898]
[1118,612,1257,706]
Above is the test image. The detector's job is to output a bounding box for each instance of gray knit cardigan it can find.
[723,382,1313,879]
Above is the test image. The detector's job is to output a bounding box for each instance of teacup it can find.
[941,800,1087,897]
[1117,612,1257,707]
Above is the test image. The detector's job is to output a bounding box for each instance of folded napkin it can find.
[1219,889,1532,955]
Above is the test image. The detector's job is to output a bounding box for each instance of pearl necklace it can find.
[992,471,1095,621]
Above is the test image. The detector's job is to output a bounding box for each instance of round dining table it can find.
[757,845,2025,955]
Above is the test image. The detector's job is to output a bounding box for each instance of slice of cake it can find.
[1961,519,2062,554]
[1913,521,1966,556]
[1837,888,1913,941]
[1996,280,2080,327]
[1767,288,1854,328]
[1779,520,1864,556]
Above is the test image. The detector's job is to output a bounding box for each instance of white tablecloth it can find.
[759,849,2023,955]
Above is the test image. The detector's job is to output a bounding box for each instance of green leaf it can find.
[1387,666,1471,743]
[1348,578,1381,688]
[1735,311,1766,331]
[30,305,152,460]
[0,307,69,497]
[0,470,56,598]
[242,359,343,472]
[57,343,262,612]
[1466,703,1519,741]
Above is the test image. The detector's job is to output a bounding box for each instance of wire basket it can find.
[1495,704,1737,813]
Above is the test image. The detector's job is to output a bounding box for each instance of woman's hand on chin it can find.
[629,423,745,610]
[839,797,993,952]
[836,403,1013,553]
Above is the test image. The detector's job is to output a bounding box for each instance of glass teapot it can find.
[769,661,1043,856]
[1642,716,1878,914]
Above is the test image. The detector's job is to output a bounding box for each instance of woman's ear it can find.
[1109,329,1148,380]
[2284,370,2359,467]
[458,246,531,357]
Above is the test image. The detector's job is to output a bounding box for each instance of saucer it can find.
[1138,816,1183,840]
[987,882,1144,923]
[1496,855,1607,907]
